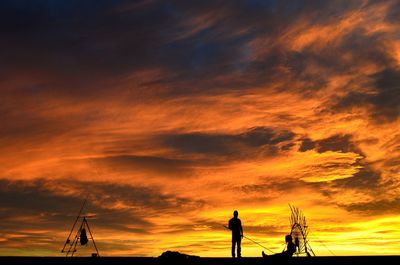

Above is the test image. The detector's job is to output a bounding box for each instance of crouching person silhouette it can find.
[262,234,295,258]
[228,210,243,258]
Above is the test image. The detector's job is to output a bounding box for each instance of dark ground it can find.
[1,256,400,265]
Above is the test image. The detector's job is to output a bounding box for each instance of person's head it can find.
[233,210,238,218]
[285,234,293,243]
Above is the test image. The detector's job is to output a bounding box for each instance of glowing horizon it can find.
[0,0,399,257]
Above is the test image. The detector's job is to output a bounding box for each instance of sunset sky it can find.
[1,0,400,257]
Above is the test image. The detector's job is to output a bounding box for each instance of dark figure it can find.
[262,234,295,258]
[228,210,243,258]
[80,228,88,245]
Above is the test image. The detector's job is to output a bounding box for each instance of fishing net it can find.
[289,205,314,256]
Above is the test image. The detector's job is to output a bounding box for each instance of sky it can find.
[0,0,399,257]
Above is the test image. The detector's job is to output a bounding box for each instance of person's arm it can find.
[240,220,243,237]
[228,219,232,230]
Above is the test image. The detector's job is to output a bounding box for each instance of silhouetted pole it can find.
[61,198,87,253]
[223,225,275,254]
[84,217,100,256]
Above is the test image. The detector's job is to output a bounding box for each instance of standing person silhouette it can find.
[228,210,243,258]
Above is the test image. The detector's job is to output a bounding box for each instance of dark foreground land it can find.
[1,256,400,265]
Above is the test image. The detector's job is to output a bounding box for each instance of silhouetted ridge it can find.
[158,250,200,260]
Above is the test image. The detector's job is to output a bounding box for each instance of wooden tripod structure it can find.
[61,199,100,257]
[289,204,315,257]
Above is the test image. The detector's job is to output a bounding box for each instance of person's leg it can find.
[231,239,236,258]
[237,237,241,257]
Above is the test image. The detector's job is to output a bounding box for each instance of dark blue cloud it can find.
[334,69,400,123]
[0,178,204,233]
[162,127,295,158]
[1,0,396,109]
[299,134,361,154]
